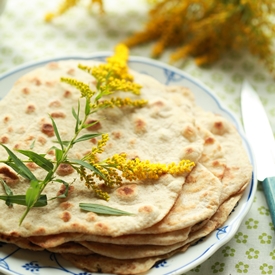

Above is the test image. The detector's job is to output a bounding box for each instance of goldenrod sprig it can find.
[105,153,195,181]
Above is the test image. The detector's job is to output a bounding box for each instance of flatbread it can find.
[29,226,191,248]
[0,60,205,238]
[136,162,223,234]
[196,111,252,204]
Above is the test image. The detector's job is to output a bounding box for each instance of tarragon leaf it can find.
[85,96,91,115]
[72,101,81,133]
[1,144,37,181]
[71,159,106,180]
[25,180,41,208]
[50,179,70,199]
[0,178,13,206]
[49,116,64,151]
[17,149,54,172]
[73,133,102,144]
[55,148,64,163]
[79,203,134,216]
[82,120,99,130]
[52,140,71,146]
[0,194,47,207]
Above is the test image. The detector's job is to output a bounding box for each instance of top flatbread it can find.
[0,60,205,238]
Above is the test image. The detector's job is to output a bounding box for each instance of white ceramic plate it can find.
[0,54,257,275]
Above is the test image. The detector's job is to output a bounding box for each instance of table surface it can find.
[0,1,275,275]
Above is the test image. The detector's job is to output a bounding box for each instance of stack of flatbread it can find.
[0,60,252,274]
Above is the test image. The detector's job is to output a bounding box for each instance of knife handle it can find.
[262,177,275,227]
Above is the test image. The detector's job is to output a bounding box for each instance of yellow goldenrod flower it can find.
[61,77,96,98]
[45,0,104,22]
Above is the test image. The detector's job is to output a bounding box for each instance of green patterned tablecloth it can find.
[0,1,275,274]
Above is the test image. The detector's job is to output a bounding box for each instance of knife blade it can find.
[241,80,275,227]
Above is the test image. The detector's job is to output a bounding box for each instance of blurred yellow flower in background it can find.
[46,0,275,75]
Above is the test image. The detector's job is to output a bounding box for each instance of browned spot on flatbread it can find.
[213,160,222,167]
[134,117,146,133]
[37,136,47,145]
[13,144,20,150]
[31,78,41,86]
[3,116,10,123]
[0,135,9,144]
[41,123,54,137]
[47,62,59,69]
[10,231,20,238]
[63,91,72,98]
[50,112,66,119]
[26,162,38,171]
[67,68,75,75]
[0,166,19,185]
[89,138,97,144]
[185,147,194,155]
[152,100,164,107]
[0,165,16,177]
[56,185,74,198]
[86,120,101,131]
[22,87,30,95]
[86,212,98,222]
[33,227,46,235]
[204,137,215,145]
[182,125,196,140]
[57,164,74,176]
[45,81,55,87]
[212,120,229,135]
[115,184,137,201]
[95,222,109,234]
[25,135,35,142]
[223,167,234,180]
[0,234,11,242]
[60,211,71,222]
[128,138,136,146]
[138,205,153,213]
[49,100,61,108]
[26,104,36,114]
[111,131,122,139]
[60,202,74,211]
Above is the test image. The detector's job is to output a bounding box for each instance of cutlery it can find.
[241,80,275,227]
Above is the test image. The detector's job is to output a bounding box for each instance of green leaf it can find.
[49,116,64,151]
[25,180,41,208]
[71,159,106,180]
[82,121,99,130]
[50,179,70,199]
[1,144,37,181]
[72,106,78,121]
[0,178,13,206]
[17,149,54,172]
[73,133,102,144]
[72,101,81,133]
[79,203,134,216]
[52,140,71,146]
[0,194,47,207]
[29,140,35,150]
[85,96,91,115]
[0,178,13,196]
[55,148,64,163]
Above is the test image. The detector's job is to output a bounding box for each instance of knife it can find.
[241,80,275,227]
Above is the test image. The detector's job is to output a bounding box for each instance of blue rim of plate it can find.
[0,53,257,275]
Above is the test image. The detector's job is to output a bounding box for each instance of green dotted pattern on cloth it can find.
[0,1,275,275]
